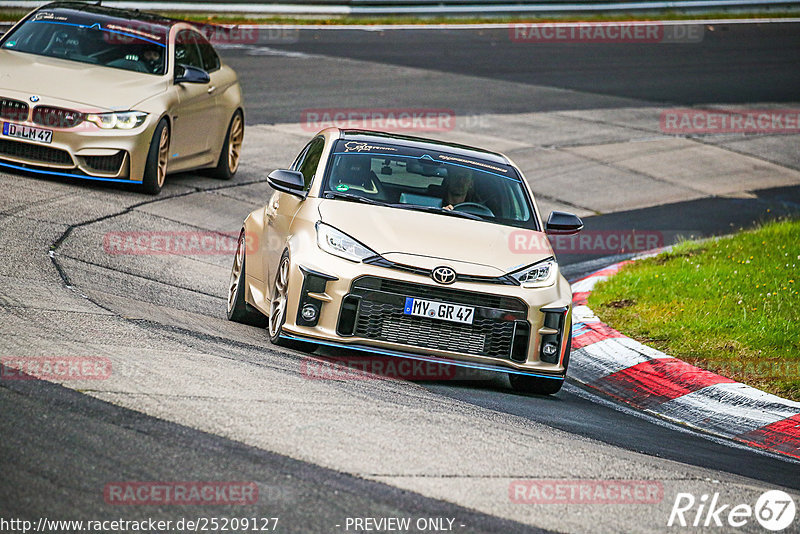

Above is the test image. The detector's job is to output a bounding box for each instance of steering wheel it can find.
[453,202,494,217]
[44,30,70,55]
[368,174,387,198]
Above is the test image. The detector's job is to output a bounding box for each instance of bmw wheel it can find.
[141,118,169,195]
[208,110,243,180]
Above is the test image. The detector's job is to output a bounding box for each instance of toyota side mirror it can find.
[545,211,583,235]
[174,64,210,84]
[268,169,307,198]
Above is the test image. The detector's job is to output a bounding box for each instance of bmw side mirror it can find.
[268,169,307,198]
[545,211,583,235]
[174,64,210,84]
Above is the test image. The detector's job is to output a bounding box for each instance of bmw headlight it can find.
[509,257,557,288]
[86,111,148,130]
[316,222,376,263]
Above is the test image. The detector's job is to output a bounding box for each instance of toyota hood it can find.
[318,200,553,276]
[0,50,168,111]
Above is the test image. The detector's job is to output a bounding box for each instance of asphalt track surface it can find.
[228,21,800,124]
[1,377,539,533]
[2,21,800,534]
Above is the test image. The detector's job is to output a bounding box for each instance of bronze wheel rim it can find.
[157,125,169,188]
[227,233,245,313]
[269,256,289,338]
[228,114,243,174]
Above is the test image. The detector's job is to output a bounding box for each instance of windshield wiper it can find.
[389,204,485,221]
[323,192,387,206]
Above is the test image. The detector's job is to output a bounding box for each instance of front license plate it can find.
[2,122,53,144]
[404,297,475,325]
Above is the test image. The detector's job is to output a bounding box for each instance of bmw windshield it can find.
[322,139,540,230]
[1,7,169,75]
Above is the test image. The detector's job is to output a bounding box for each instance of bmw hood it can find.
[318,200,554,277]
[0,50,168,111]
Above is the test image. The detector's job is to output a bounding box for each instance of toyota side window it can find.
[297,137,324,191]
[291,144,311,172]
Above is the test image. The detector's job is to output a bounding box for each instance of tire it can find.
[227,230,268,327]
[207,110,243,180]
[267,250,318,352]
[141,118,169,195]
[509,322,572,395]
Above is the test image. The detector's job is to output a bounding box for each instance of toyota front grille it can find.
[341,276,530,360]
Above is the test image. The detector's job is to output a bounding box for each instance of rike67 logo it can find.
[668,490,796,531]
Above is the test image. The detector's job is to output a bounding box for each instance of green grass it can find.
[1,10,800,24]
[588,218,800,401]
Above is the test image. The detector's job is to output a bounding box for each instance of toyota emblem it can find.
[431,266,457,285]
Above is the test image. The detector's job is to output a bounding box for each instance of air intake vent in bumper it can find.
[0,138,73,166]
[82,152,125,174]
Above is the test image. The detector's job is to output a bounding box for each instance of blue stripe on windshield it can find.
[29,19,167,48]
[331,152,521,182]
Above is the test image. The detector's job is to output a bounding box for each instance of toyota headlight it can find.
[316,222,376,263]
[86,111,148,130]
[509,257,557,288]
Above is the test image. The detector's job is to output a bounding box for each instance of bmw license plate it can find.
[404,297,474,325]
[2,122,53,144]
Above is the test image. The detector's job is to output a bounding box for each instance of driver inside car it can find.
[443,167,475,210]
[141,47,163,73]
[332,155,380,194]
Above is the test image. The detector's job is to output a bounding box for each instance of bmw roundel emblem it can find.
[29,95,39,102]
[431,266,457,285]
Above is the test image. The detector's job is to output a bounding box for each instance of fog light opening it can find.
[296,266,337,327]
[539,306,568,364]
[301,304,318,322]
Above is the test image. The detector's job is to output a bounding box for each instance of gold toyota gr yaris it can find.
[0,2,243,194]
[228,129,583,394]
